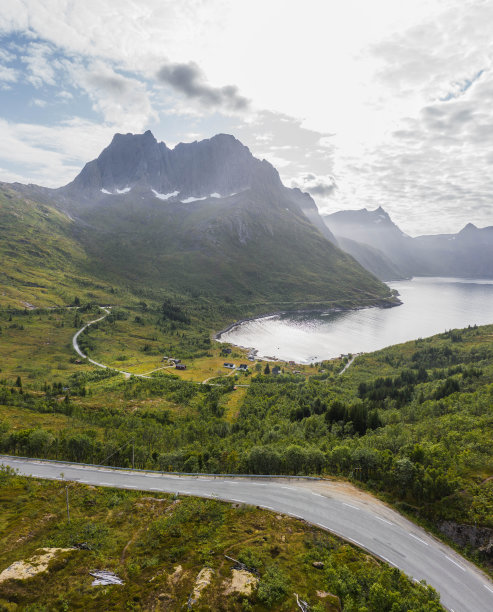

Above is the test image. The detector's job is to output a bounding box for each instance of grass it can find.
[0,186,133,309]
[0,404,103,437]
[0,469,444,611]
[0,308,96,385]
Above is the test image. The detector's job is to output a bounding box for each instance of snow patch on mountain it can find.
[181,195,208,203]
[100,187,131,195]
[152,189,180,200]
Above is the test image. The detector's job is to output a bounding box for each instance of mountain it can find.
[413,223,493,277]
[4,132,393,310]
[60,131,280,203]
[323,207,420,278]
[335,236,405,281]
[323,208,493,280]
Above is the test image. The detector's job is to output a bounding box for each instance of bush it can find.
[257,565,289,606]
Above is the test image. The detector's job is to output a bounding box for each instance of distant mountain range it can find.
[2,131,393,310]
[323,207,493,280]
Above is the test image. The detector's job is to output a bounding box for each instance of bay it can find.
[218,277,493,363]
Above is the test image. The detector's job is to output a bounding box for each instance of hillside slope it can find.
[0,185,123,308]
[6,132,394,311]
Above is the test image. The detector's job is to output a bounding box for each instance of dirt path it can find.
[338,353,360,375]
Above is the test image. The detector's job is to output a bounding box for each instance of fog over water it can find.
[219,277,493,363]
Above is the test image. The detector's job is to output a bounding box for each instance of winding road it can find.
[72,307,247,384]
[1,456,492,612]
[72,307,150,379]
[68,308,493,610]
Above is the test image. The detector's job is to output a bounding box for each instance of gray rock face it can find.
[439,521,493,559]
[62,130,282,201]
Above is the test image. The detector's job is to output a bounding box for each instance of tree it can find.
[393,457,415,494]
[329,445,352,472]
[29,429,54,457]
[264,363,270,375]
[257,565,289,606]
[247,446,280,474]
[15,376,22,388]
[283,445,306,474]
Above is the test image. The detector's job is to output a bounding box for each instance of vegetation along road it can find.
[2,456,492,612]
[72,307,150,379]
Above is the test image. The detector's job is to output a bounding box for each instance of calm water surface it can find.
[219,277,493,363]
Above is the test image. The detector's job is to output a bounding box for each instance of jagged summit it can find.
[328,206,396,227]
[458,222,478,234]
[61,130,281,202]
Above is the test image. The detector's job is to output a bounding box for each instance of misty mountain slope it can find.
[323,207,422,278]
[5,131,394,309]
[412,223,493,277]
[335,236,406,280]
[0,184,119,307]
[324,207,493,279]
[69,183,388,305]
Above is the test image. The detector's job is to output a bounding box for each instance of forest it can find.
[1,308,492,574]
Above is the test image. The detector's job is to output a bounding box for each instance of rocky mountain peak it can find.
[459,222,478,234]
[61,130,282,201]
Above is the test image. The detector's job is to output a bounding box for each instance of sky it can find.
[0,0,492,235]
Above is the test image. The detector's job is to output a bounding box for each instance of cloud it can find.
[21,41,57,87]
[0,117,117,187]
[321,66,493,235]
[233,110,335,183]
[291,173,338,198]
[66,59,157,131]
[0,64,17,83]
[156,61,249,111]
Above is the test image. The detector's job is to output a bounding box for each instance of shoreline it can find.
[214,297,402,341]
[214,297,402,363]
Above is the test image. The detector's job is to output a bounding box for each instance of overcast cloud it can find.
[0,0,492,234]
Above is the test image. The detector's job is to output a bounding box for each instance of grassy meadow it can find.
[0,468,443,611]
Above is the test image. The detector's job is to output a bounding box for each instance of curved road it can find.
[1,457,492,612]
[71,307,246,385]
[72,307,149,379]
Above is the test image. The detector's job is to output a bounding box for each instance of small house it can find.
[175,363,186,370]
[223,362,235,369]
[221,348,232,355]
[272,366,281,375]
[237,364,248,372]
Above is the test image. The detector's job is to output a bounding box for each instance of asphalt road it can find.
[2,456,492,612]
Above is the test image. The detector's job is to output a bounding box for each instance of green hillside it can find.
[70,189,394,310]
[0,185,129,308]
[1,311,491,569]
